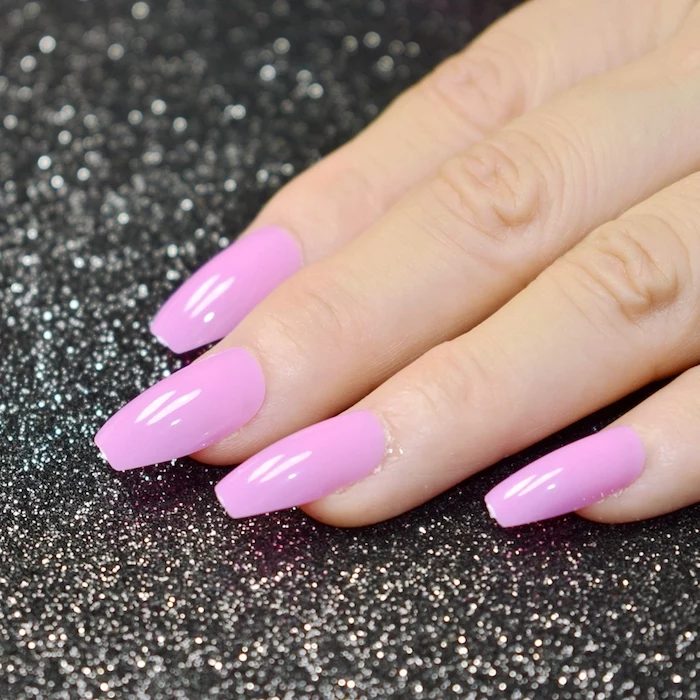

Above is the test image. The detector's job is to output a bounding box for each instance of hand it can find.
[95,0,700,528]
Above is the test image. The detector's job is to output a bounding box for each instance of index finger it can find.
[150,0,687,353]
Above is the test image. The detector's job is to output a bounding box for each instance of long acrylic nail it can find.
[484,427,646,527]
[95,348,265,471]
[150,226,302,354]
[215,411,386,518]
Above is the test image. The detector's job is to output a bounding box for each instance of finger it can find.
[149,0,694,353]
[576,369,700,524]
[486,358,700,526]
[197,15,700,469]
[283,168,700,526]
[253,0,696,259]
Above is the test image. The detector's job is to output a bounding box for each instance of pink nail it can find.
[150,226,302,354]
[95,348,265,471]
[484,427,646,527]
[215,411,386,518]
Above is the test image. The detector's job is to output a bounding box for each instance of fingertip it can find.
[483,494,512,528]
[149,312,191,355]
[191,443,241,466]
[575,501,645,525]
[300,498,389,528]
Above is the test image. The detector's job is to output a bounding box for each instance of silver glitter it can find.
[343,35,359,52]
[376,55,394,73]
[274,37,290,54]
[388,39,404,55]
[131,2,150,20]
[107,44,125,61]
[224,104,246,120]
[364,31,381,48]
[151,99,167,115]
[405,41,420,58]
[260,64,277,82]
[55,104,75,124]
[38,35,56,54]
[308,83,324,98]
[20,55,37,72]
[0,2,697,699]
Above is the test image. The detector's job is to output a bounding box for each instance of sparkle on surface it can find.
[0,0,698,698]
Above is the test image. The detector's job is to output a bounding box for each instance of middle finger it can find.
[198,23,700,465]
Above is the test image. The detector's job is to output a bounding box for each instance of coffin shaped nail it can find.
[95,348,265,471]
[215,411,386,519]
[150,226,302,354]
[484,427,646,527]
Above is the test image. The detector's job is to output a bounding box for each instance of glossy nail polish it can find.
[484,427,646,527]
[215,411,386,518]
[95,348,265,471]
[150,226,302,354]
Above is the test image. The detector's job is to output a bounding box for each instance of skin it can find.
[189,0,700,526]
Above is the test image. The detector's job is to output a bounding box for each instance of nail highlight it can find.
[95,348,265,471]
[215,411,386,518]
[150,226,302,354]
[484,427,646,527]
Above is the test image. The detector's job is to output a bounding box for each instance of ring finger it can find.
[215,169,700,525]
[198,14,700,467]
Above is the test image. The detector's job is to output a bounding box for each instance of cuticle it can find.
[373,411,403,476]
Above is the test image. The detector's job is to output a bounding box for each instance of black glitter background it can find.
[0,0,698,698]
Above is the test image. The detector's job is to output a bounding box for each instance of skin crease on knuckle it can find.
[427,132,556,265]
[421,41,530,136]
[560,206,696,336]
[418,56,700,289]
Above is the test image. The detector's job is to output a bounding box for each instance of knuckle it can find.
[269,156,385,243]
[252,301,312,363]
[560,216,689,326]
[403,342,495,422]
[290,268,368,348]
[253,268,368,361]
[430,134,548,244]
[419,42,528,133]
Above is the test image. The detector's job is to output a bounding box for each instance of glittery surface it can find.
[1,0,698,697]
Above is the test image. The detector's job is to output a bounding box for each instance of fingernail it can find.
[95,348,265,471]
[215,411,386,518]
[150,226,302,354]
[484,427,646,527]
